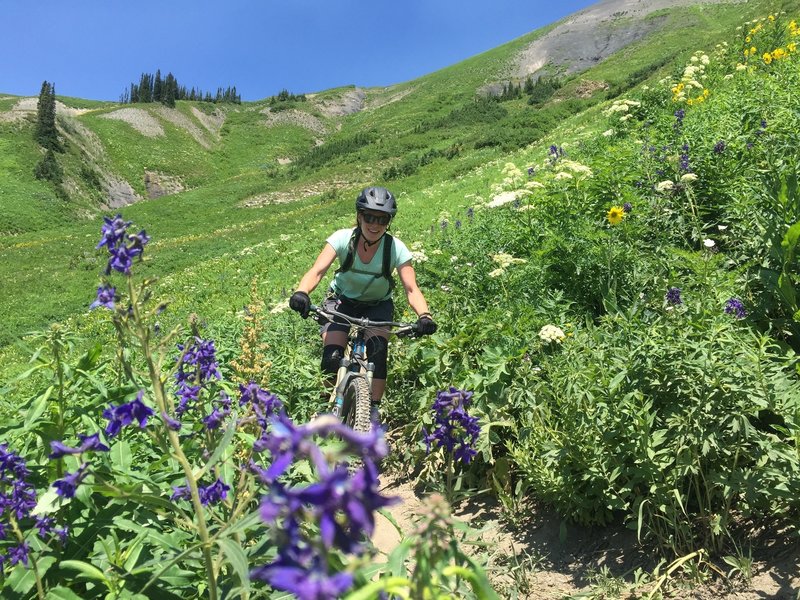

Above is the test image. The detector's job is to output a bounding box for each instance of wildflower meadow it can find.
[1,10,799,600]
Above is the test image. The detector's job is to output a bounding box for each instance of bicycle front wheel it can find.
[342,376,372,434]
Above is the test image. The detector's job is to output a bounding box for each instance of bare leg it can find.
[372,379,386,403]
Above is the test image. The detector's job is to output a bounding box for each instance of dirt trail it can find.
[372,474,800,598]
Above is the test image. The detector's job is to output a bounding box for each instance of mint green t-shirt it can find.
[326,228,413,302]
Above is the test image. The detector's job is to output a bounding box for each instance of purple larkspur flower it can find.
[724,297,747,319]
[665,287,682,305]
[35,515,54,539]
[90,284,116,310]
[102,390,154,437]
[466,207,474,220]
[252,555,354,600]
[176,338,222,384]
[674,109,685,122]
[106,244,134,275]
[171,478,230,506]
[161,412,182,431]
[96,214,132,251]
[713,140,726,154]
[527,166,535,176]
[202,407,228,430]
[622,202,632,214]
[52,463,89,498]
[199,478,230,506]
[239,383,283,428]
[0,444,38,521]
[422,388,481,465]
[175,383,201,416]
[49,433,109,459]
[7,542,30,567]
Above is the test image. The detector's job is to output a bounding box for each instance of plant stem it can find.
[128,277,218,600]
[10,518,45,600]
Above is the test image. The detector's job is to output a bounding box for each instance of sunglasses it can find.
[359,213,391,226]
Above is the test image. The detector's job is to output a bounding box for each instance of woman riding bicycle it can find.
[289,186,437,413]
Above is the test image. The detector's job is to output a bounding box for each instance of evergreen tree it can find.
[163,72,177,107]
[35,81,59,151]
[153,69,163,102]
[34,148,63,183]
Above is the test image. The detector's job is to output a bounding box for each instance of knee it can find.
[321,344,345,375]
[366,336,389,379]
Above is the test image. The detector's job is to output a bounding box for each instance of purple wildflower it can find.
[679,143,691,173]
[49,433,109,459]
[171,485,191,501]
[622,202,632,214]
[527,166,535,176]
[7,542,30,567]
[665,287,683,306]
[102,390,154,438]
[252,555,354,600]
[90,284,116,310]
[176,338,222,384]
[52,463,89,498]
[96,214,132,251]
[199,478,230,506]
[0,444,38,521]
[35,516,54,539]
[239,383,283,428]
[713,140,726,154]
[724,297,747,319]
[202,407,228,430]
[422,388,481,465]
[161,412,182,431]
[175,384,201,416]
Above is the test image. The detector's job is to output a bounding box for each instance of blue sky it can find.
[2,0,596,102]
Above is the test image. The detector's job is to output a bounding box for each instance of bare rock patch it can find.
[99,108,164,137]
[260,107,327,135]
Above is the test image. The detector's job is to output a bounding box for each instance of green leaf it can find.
[46,587,84,600]
[193,417,237,480]
[6,556,56,595]
[111,440,133,472]
[60,559,111,585]
[23,385,54,430]
[216,538,250,591]
[32,487,63,516]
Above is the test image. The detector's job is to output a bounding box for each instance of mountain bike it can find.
[308,304,417,434]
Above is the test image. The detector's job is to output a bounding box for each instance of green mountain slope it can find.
[0,0,790,347]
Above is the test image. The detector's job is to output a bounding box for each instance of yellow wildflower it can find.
[772,48,787,60]
[768,14,775,22]
[607,206,625,226]
[763,52,773,64]
[750,46,757,55]
[703,89,710,97]
[788,42,797,52]
[745,36,752,43]
[687,98,694,106]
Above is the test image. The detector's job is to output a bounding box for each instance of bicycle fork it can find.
[330,338,375,418]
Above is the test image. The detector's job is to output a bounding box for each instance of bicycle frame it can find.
[308,305,415,419]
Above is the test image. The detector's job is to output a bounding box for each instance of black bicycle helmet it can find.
[355,186,397,217]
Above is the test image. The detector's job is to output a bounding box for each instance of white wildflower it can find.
[718,225,728,231]
[602,129,615,137]
[411,250,428,262]
[487,191,517,208]
[680,173,698,183]
[554,172,573,181]
[491,252,527,268]
[525,181,545,189]
[538,324,566,344]
[703,238,716,248]
[655,180,675,192]
[488,268,505,278]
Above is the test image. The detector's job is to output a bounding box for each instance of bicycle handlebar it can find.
[308,304,418,337]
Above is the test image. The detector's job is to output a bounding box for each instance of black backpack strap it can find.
[382,233,395,290]
[335,228,360,274]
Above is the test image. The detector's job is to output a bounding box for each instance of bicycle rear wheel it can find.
[342,376,372,435]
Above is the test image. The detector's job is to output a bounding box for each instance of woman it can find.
[289,186,437,411]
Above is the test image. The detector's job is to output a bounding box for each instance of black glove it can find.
[416,314,437,336]
[289,291,311,318]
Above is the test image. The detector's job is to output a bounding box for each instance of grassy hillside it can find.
[1,1,799,597]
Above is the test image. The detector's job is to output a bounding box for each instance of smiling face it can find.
[358,210,391,243]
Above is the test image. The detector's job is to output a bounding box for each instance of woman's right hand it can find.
[289,291,311,318]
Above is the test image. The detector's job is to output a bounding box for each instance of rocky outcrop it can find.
[144,170,184,199]
[105,178,138,208]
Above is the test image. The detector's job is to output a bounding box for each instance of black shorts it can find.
[321,295,394,335]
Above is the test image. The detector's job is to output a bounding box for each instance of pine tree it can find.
[163,72,177,107]
[153,69,163,102]
[35,81,59,151]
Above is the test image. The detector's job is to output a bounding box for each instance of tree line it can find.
[119,70,241,106]
[498,75,563,105]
